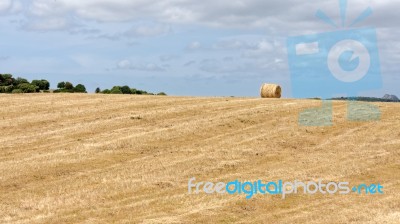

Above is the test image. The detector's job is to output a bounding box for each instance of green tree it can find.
[95,87,101,93]
[0,85,13,93]
[0,74,5,85]
[1,74,15,86]
[65,82,74,90]
[31,79,50,91]
[157,92,167,96]
[74,84,87,93]
[102,89,111,94]
[14,77,29,86]
[57,82,66,89]
[110,86,122,94]
[41,79,50,90]
[12,89,23,94]
[120,85,132,94]
[18,83,37,93]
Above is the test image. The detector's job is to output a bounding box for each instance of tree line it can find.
[0,74,166,95]
[95,86,166,96]
[55,81,87,93]
[0,74,50,93]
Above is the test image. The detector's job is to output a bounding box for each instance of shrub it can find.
[42,80,50,90]
[111,89,122,94]
[32,79,50,91]
[95,87,101,93]
[54,89,73,93]
[57,82,66,89]
[12,89,23,94]
[110,86,122,94]
[64,89,74,93]
[74,84,87,93]
[157,92,167,96]
[14,77,29,86]
[102,89,111,94]
[110,89,122,94]
[65,82,74,90]
[0,85,13,93]
[17,83,37,93]
[120,85,132,94]
[0,74,15,86]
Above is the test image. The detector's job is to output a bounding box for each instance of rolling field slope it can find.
[0,94,399,223]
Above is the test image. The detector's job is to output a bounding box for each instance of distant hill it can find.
[330,94,399,102]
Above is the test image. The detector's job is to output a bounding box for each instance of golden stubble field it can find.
[0,94,399,223]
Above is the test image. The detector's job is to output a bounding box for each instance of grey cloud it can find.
[184,60,196,67]
[210,37,284,60]
[0,0,22,15]
[97,33,122,41]
[95,23,171,42]
[160,54,179,62]
[7,1,400,39]
[223,57,234,62]
[241,40,274,58]
[212,39,249,50]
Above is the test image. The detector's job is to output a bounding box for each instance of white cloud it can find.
[23,17,73,31]
[10,0,22,13]
[2,0,398,39]
[242,40,274,58]
[213,39,247,50]
[117,60,132,69]
[0,0,12,12]
[199,58,243,74]
[124,24,171,38]
[162,6,196,23]
[187,41,201,50]
[94,23,171,42]
[0,0,23,15]
[15,0,322,29]
[116,60,165,72]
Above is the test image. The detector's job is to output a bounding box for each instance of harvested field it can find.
[0,94,399,223]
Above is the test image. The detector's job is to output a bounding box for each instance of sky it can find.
[0,0,399,97]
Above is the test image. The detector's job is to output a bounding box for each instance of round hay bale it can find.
[260,83,282,98]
